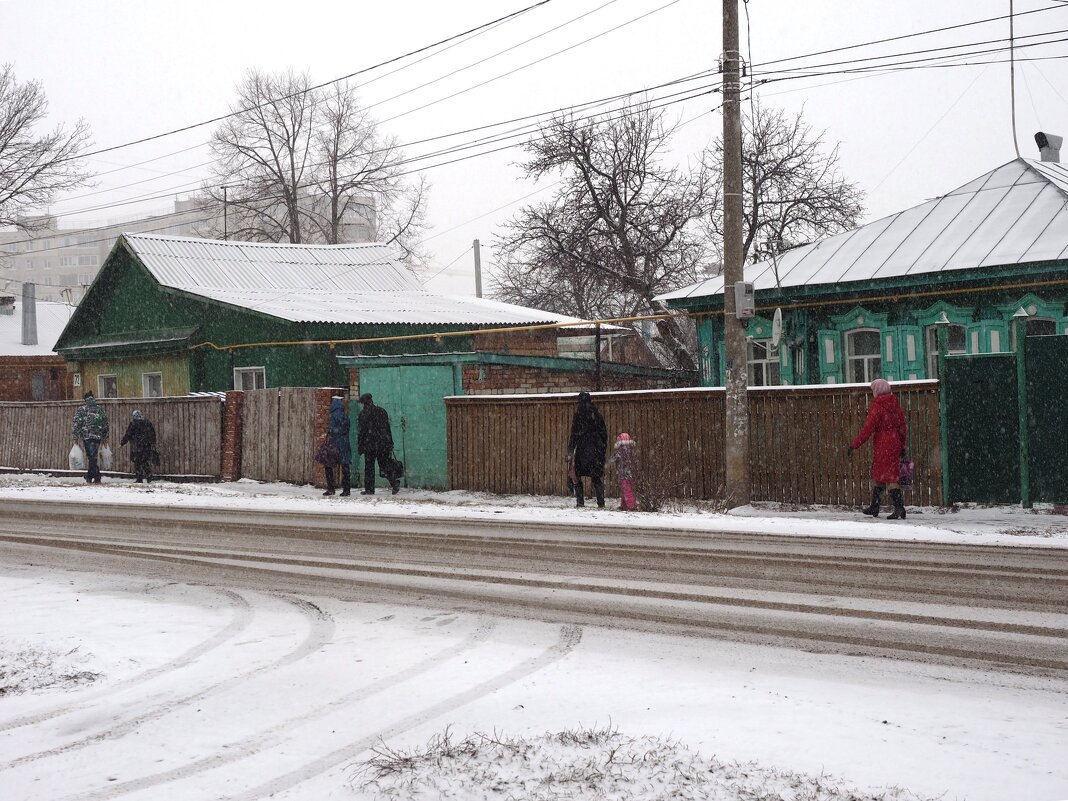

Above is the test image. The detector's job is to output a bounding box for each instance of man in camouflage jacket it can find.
[72,392,110,483]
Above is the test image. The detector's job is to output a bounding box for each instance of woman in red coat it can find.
[849,378,908,519]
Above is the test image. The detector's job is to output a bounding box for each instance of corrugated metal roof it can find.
[121,233,582,326]
[657,157,1068,302]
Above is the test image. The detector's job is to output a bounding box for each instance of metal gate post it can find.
[1013,309,1032,508]
[936,318,950,505]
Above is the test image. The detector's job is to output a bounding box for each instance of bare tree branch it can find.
[0,63,92,231]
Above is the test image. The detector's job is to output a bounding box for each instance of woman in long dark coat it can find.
[849,378,908,519]
[567,391,608,508]
[120,410,156,483]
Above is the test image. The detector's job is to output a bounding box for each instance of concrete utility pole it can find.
[473,238,483,298]
[722,0,750,507]
[223,185,229,241]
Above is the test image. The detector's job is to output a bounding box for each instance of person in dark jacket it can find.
[120,410,157,483]
[567,391,608,508]
[72,391,110,484]
[849,378,909,519]
[323,396,352,497]
[357,393,398,495]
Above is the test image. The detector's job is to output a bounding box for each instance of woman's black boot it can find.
[862,486,884,517]
[888,489,906,520]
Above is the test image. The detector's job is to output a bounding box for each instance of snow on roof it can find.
[658,158,1068,302]
[120,233,582,326]
[0,300,73,356]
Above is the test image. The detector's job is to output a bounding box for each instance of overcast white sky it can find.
[3,0,1067,296]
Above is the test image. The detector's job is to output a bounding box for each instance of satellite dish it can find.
[771,308,783,348]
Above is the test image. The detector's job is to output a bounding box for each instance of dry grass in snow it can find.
[0,641,101,697]
[351,725,935,801]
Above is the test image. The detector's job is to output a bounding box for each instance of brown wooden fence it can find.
[446,382,942,507]
[0,396,223,477]
[240,387,323,485]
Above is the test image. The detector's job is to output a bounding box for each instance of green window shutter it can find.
[880,328,899,381]
[966,323,983,354]
[696,318,717,386]
[977,321,1009,354]
[816,329,842,384]
[778,340,793,385]
[718,341,726,386]
[896,325,924,379]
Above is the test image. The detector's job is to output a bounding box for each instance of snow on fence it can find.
[0,396,223,478]
[446,382,943,507]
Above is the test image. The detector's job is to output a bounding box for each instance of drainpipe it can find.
[1013,308,1032,508]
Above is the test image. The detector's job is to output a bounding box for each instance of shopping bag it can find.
[314,439,340,467]
[899,456,915,489]
[379,450,405,483]
[69,444,85,471]
[99,444,113,471]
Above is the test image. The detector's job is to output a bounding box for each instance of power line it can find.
[53,0,557,165]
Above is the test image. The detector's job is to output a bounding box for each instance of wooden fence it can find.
[240,387,322,486]
[446,382,943,507]
[0,396,223,478]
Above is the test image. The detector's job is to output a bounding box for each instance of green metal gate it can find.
[943,353,1019,503]
[1026,336,1068,503]
[943,336,1068,504]
[356,365,457,490]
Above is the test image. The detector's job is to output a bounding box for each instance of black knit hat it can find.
[358,393,372,404]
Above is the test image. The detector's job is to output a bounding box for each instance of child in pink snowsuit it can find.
[609,432,639,511]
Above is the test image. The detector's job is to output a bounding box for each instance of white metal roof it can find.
[120,233,583,326]
[0,301,74,356]
[657,158,1068,302]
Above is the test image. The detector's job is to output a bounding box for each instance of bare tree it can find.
[492,102,710,369]
[704,104,864,268]
[205,69,428,259]
[0,64,91,231]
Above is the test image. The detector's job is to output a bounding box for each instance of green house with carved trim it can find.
[658,158,1068,386]
[54,233,589,398]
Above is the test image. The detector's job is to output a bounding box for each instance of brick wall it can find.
[312,387,337,489]
[220,391,245,481]
[473,329,558,356]
[0,357,74,401]
[461,364,689,395]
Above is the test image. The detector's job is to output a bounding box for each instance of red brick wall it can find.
[0,357,74,401]
[474,329,558,356]
[220,391,245,481]
[461,364,689,395]
[312,387,337,489]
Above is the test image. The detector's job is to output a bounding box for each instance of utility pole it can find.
[722,0,750,507]
[472,238,483,298]
[223,185,229,241]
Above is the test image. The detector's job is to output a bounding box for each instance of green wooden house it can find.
[54,233,588,398]
[658,157,1068,386]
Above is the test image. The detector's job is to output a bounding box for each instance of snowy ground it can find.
[0,471,1067,548]
[2,472,1067,800]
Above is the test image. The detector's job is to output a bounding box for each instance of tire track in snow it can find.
[1,593,335,770]
[61,618,497,801]
[0,586,252,733]
[220,624,584,801]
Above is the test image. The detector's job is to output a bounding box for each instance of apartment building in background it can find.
[0,194,376,303]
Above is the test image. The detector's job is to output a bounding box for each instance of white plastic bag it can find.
[69,443,85,471]
[99,444,113,471]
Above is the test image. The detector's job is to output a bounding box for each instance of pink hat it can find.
[616,432,632,443]
[870,378,892,397]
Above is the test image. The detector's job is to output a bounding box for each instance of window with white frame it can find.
[747,339,780,386]
[925,324,966,379]
[233,367,266,390]
[845,329,881,383]
[98,374,118,398]
[142,372,163,398]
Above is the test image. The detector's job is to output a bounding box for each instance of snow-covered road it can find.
[2,561,1067,801]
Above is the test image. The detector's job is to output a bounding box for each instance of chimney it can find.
[1035,131,1062,163]
[21,282,38,347]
